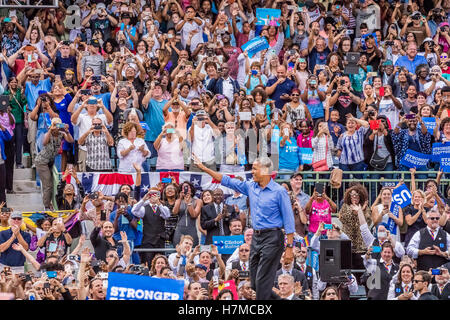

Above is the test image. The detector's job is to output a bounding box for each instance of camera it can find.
[385,41,394,46]
[92,75,101,81]
[1,207,11,213]
[368,110,376,117]
[340,79,346,86]
[412,13,421,20]
[88,192,99,200]
[93,124,102,130]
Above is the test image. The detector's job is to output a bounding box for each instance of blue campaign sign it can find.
[432,142,450,162]
[256,8,281,26]
[387,203,400,235]
[421,117,436,136]
[392,184,412,208]
[440,153,450,173]
[241,36,269,58]
[213,235,244,254]
[298,147,313,164]
[400,149,430,169]
[106,272,184,300]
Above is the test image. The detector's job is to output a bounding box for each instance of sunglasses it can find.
[11,218,22,220]
[350,193,359,197]
[429,217,440,221]
[413,279,424,283]
[441,55,448,59]
[291,93,300,96]
[239,249,250,252]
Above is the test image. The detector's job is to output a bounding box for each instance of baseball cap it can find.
[96,3,106,10]
[440,22,450,28]
[195,264,207,272]
[422,37,434,44]
[89,39,101,47]
[382,60,393,66]
[10,212,22,219]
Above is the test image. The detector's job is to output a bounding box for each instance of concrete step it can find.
[13,168,35,181]
[6,192,44,212]
[13,180,40,193]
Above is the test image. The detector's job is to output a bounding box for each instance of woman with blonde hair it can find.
[117,122,150,173]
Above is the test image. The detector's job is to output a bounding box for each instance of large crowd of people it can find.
[0,0,449,301]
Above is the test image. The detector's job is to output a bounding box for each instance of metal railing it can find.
[276,170,449,215]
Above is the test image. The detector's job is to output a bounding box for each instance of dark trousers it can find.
[13,123,24,165]
[4,139,14,191]
[250,229,284,300]
[0,163,5,204]
[138,240,165,268]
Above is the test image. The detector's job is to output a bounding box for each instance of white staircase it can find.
[6,167,44,212]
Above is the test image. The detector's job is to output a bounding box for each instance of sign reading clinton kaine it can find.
[213,235,244,254]
[106,272,184,300]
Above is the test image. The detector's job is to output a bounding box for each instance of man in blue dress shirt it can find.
[194,155,295,300]
[394,43,427,75]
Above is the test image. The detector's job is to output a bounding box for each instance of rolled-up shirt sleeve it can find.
[158,204,171,220]
[279,189,295,234]
[131,199,148,219]
[360,223,375,248]
[394,241,405,258]
[406,231,421,259]
[221,175,250,196]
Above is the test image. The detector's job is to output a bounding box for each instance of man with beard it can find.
[293,244,318,299]
[328,75,362,125]
[431,267,450,299]
[81,2,118,40]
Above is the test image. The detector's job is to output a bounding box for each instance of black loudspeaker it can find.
[0,95,9,112]
[319,239,352,282]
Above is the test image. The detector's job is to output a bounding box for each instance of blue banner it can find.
[421,117,436,136]
[213,235,244,254]
[306,249,319,272]
[241,36,269,58]
[387,202,400,235]
[256,8,281,26]
[432,142,450,162]
[299,147,313,164]
[399,149,430,169]
[392,184,412,208]
[106,272,184,300]
[440,153,450,173]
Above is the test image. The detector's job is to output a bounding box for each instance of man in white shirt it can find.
[225,243,250,278]
[168,234,194,275]
[131,189,172,266]
[175,6,204,53]
[189,111,220,171]
[407,207,450,271]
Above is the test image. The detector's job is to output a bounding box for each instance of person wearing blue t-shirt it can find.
[301,75,326,123]
[244,62,268,95]
[23,70,52,111]
[91,80,112,111]
[265,65,296,110]
[0,212,31,273]
[142,82,168,165]
[279,123,300,178]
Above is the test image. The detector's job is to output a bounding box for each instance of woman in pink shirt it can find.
[296,119,314,148]
[154,122,185,171]
[305,186,337,239]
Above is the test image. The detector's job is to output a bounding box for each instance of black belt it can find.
[253,227,281,235]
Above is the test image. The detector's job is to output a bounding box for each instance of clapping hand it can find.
[119,231,128,243]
